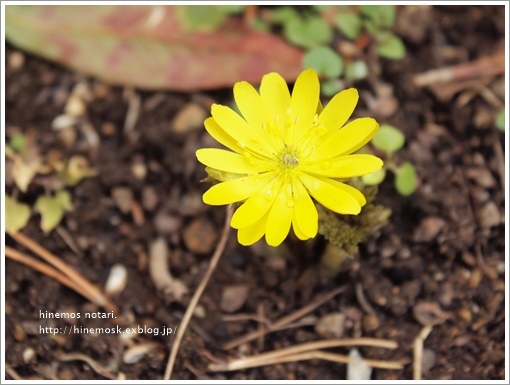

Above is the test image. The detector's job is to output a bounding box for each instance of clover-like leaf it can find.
[496,108,505,132]
[303,46,344,79]
[395,162,417,196]
[371,124,405,154]
[362,168,386,186]
[8,133,25,152]
[334,13,363,40]
[345,60,368,81]
[284,15,333,49]
[376,34,406,60]
[6,196,31,234]
[34,190,74,233]
[360,5,396,29]
[178,5,236,32]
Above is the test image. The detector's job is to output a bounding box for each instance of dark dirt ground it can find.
[4,5,506,381]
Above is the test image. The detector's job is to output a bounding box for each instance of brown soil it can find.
[5,5,506,381]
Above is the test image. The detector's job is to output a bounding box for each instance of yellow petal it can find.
[204,117,244,154]
[231,176,281,229]
[303,154,383,179]
[265,191,293,247]
[319,178,367,206]
[238,213,268,246]
[233,81,269,130]
[299,172,361,215]
[292,215,311,241]
[211,104,270,157]
[196,148,273,174]
[290,69,320,145]
[203,171,276,205]
[311,118,379,162]
[317,88,359,138]
[260,72,291,120]
[292,179,318,239]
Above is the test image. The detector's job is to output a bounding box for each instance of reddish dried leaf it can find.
[6,5,304,90]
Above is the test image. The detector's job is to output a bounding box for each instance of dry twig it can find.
[210,338,399,372]
[9,232,117,313]
[413,325,433,380]
[163,205,233,380]
[223,285,346,350]
[58,352,117,380]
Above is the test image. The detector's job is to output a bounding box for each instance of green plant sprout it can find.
[334,5,406,60]
[495,108,505,132]
[5,133,96,234]
[361,124,418,196]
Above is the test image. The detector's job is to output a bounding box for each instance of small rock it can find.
[466,167,496,188]
[476,201,501,228]
[131,158,147,180]
[154,211,181,235]
[65,95,86,117]
[458,307,472,323]
[22,347,36,364]
[422,349,437,375]
[111,187,133,214]
[413,301,452,326]
[172,103,207,134]
[468,268,483,288]
[220,285,249,313]
[104,264,128,295]
[315,313,346,338]
[183,218,217,254]
[8,51,25,70]
[142,186,159,211]
[438,282,454,307]
[362,314,380,332]
[413,217,446,242]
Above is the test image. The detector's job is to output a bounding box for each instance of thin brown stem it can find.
[6,247,93,304]
[209,349,404,372]
[215,338,398,371]
[163,205,233,380]
[223,285,346,350]
[413,325,433,380]
[9,232,116,313]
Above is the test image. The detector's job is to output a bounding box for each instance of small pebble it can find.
[22,347,36,364]
[413,217,446,242]
[315,313,346,338]
[220,285,249,313]
[182,218,217,254]
[104,264,128,295]
[172,103,207,134]
[476,201,501,229]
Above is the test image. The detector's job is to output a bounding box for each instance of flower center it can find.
[278,145,300,170]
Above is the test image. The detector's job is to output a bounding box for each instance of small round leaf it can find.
[376,34,406,60]
[334,13,362,40]
[362,168,386,186]
[303,46,344,79]
[6,196,31,234]
[395,162,417,196]
[284,16,333,49]
[371,124,405,154]
[360,5,396,28]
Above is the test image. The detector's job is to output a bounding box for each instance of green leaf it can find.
[360,5,396,28]
[362,168,386,186]
[395,162,417,196]
[34,191,73,233]
[269,6,300,25]
[303,46,343,79]
[496,108,505,132]
[8,133,25,152]
[284,16,333,49]
[217,5,245,14]
[6,196,31,234]
[334,13,362,40]
[345,59,368,81]
[371,124,405,154]
[376,34,406,60]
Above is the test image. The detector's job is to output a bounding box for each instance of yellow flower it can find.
[197,69,383,247]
